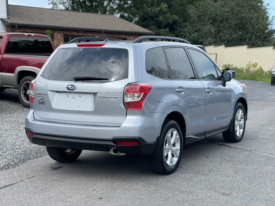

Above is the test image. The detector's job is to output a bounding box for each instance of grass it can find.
[223,63,272,82]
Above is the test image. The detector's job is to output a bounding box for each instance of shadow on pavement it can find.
[40,134,232,178]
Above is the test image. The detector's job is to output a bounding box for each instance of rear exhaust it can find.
[108,147,126,156]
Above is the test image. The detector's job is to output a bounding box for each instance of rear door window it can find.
[146,47,169,79]
[164,48,196,80]
[6,36,53,53]
[41,48,128,81]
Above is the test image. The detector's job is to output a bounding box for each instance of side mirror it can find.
[222,71,232,86]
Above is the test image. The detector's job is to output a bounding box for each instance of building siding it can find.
[0,0,7,32]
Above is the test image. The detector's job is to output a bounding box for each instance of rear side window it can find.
[188,49,218,80]
[146,47,169,79]
[41,48,128,81]
[6,36,52,53]
[165,48,195,80]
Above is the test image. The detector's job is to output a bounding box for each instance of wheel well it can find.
[17,71,37,86]
[164,112,186,137]
[237,98,247,116]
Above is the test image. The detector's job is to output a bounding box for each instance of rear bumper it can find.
[26,129,156,155]
[25,109,165,155]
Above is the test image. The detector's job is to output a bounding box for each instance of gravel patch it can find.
[0,89,46,171]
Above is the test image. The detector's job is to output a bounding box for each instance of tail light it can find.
[124,83,152,110]
[29,79,36,104]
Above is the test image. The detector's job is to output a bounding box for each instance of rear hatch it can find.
[34,46,129,127]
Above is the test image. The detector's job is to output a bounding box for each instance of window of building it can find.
[165,48,196,80]
[63,35,86,43]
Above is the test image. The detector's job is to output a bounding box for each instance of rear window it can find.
[6,36,53,53]
[41,48,128,81]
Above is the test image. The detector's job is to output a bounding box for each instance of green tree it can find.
[180,0,274,47]
[135,2,181,36]
[116,0,201,36]
[48,0,116,14]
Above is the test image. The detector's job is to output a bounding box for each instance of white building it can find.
[0,0,8,32]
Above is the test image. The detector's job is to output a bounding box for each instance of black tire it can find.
[148,120,183,175]
[0,88,6,92]
[18,76,35,108]
[46,147,82,163]
[271,77,275,85]
[223,103,246,143]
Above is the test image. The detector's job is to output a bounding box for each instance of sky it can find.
[7,0,275,28]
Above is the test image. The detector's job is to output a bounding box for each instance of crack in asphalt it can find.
[0,176,35,191]
[206,142,275,158]
[0,180,24,190]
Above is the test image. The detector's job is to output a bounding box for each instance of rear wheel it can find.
[46,147,82,163]
[18,76,35,108]
[148,120,183,175]
[271,77,275,85]
[223,103,246,143]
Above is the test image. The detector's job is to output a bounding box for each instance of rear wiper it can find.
[73,76,109,81]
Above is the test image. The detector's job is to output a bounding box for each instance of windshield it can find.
[41,48,128,81]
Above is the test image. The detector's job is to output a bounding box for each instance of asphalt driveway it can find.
[0,80,275,206]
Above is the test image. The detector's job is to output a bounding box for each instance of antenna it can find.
[101,28,108,42]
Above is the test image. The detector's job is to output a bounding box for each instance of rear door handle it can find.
[205,88,212,93]
[175,87,185,93]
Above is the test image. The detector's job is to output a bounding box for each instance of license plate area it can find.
[52,93,94,111]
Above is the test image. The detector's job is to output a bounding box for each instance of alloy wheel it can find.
[163,128,181,166]
[235,109,244,138]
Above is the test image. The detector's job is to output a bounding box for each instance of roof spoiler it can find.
[133,36,191,44]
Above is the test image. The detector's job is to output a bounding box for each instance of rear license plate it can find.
[53,93,94,111]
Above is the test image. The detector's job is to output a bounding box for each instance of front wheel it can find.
[223,103,246,143]
[271,77,275,85]
[18,76,35,108]
[148,120,183,175]
[46,147,82,163]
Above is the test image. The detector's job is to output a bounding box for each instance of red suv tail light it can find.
[124,83,152,110]
[29,79,36,104]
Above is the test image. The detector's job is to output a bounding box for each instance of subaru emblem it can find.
[66,84,77,91]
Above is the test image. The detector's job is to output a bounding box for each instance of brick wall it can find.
[5,26,142,48]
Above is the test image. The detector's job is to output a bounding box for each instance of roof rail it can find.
[68,37,121,44]
[133,36,191,44]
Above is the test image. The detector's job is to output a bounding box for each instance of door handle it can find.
[205,88,212,93]
[175,87,185,93]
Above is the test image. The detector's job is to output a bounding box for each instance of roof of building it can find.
[1,5,153,35]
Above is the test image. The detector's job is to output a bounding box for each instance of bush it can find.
[223,63,271,82]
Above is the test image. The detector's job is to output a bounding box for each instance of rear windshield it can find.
[41,48,128,81]
[6,36,53,53]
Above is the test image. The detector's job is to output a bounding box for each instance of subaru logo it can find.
[66,84,77,91]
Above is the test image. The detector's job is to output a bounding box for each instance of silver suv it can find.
[25,36,248,174]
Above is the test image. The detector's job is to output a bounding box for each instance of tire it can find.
[46,147,82,163]
[148,120,183,175]
[222,103,246,143]
[271,77,275,85]
[18,76,35,108]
